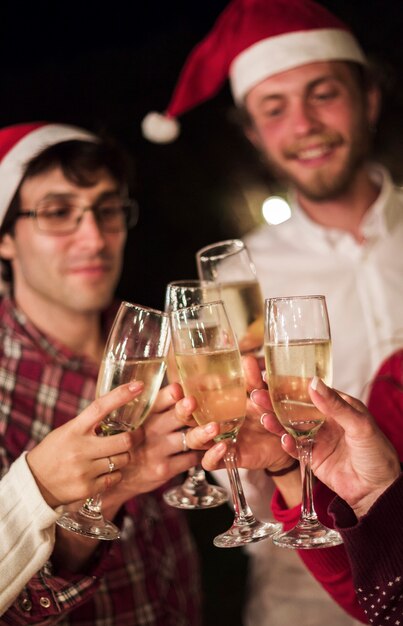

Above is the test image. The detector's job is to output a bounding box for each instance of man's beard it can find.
[263,123,372,203]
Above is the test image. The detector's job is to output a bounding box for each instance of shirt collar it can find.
[360,165,395,240]
[288,164,395,250]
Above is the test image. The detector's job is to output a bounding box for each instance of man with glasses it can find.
[0,122,201,625]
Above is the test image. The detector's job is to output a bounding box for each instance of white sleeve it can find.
[0,452,60,616]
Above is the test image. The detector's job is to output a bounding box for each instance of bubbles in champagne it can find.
[97,357,166,430]
[265,339,332,439]
[175,348,246,440]
[220,280,264,353]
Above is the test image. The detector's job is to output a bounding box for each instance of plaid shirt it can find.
[0,296,201,626]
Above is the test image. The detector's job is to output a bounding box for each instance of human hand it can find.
[103,383,200,504]
[271,377,401,518]
[26,381,144,509]
[185,356,293,473]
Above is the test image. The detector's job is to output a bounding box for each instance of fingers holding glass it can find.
[196,239,265,355]
[56,302,170,540]
[163,280,228,510]
[265,295,343,549]
[170,300,280,547]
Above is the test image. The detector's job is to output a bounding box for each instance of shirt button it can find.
[39,597,51,608]
[21,598,32,611]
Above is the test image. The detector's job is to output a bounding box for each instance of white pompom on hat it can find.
[141,112,180,144]
[0,122,97,227]
[142,0,366,143]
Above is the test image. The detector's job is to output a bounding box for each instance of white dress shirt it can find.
[246,164,403,400]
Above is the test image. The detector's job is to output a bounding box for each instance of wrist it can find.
[26,449,60,509]
[270,461,302,509]
[352,479,398,519]
[264,458,299,477]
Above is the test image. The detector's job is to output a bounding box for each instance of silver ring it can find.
[108,457,115,473]
[181,430,189,453]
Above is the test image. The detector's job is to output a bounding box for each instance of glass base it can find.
[163,482,228,510]
[56,510,120,541]
[273,520,343,549]
[213,518,281,548]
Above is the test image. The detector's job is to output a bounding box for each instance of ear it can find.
[0,233,17,261]
[366,84,381,127]
[244,124,263,152]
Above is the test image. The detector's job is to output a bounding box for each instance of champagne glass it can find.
[196,239,264,354]
[163,280,229,509]
[57,301,170,540]
[265,295,343,549]
[170,300,281,547]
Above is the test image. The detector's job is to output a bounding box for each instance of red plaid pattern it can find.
[0,296,201,626]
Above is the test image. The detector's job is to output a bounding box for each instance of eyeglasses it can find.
[16,198,139,235]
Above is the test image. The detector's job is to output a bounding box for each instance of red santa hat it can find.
[0,122,97,227]
[142,0,366,143]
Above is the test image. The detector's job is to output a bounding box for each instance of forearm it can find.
[1,565,101,625]
[271,465,301,508]
[271,480,367,623]
[0,454,59,616]
[330,472,403,625]
[1,533,115,624]
[51,526,102,574]
[51,494,125,573]
[0,475,120,623]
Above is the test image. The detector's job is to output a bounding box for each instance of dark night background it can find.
[1,2,403,624]
[2,1,403,310]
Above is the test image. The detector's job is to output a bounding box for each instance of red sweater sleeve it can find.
[367,350,403,459]
[271,350,403,624]
[329,474,403,626]
[272,483,367,623]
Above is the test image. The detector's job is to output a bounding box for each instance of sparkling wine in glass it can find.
[265,295,343,549]
[196,239,264,354]
[170,300,281,548]
[56,301,170,540]
[163,280,229,510]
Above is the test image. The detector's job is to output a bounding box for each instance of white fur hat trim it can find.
[230,28,366,103]
[0,124,96,224]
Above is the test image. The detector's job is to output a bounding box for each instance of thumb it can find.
[242,355,266,392]
[186,422,220,449]
[175,396,198,425]
[73,380,145,434]
[308,377,367,436]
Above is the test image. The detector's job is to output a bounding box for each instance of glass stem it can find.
[79,494,103,520]
[223,440,255,524]
[182,464,208,496]
[296,437,318,523]
[187,464,205,480]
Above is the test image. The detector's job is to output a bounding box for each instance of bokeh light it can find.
[262,196,291,225]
